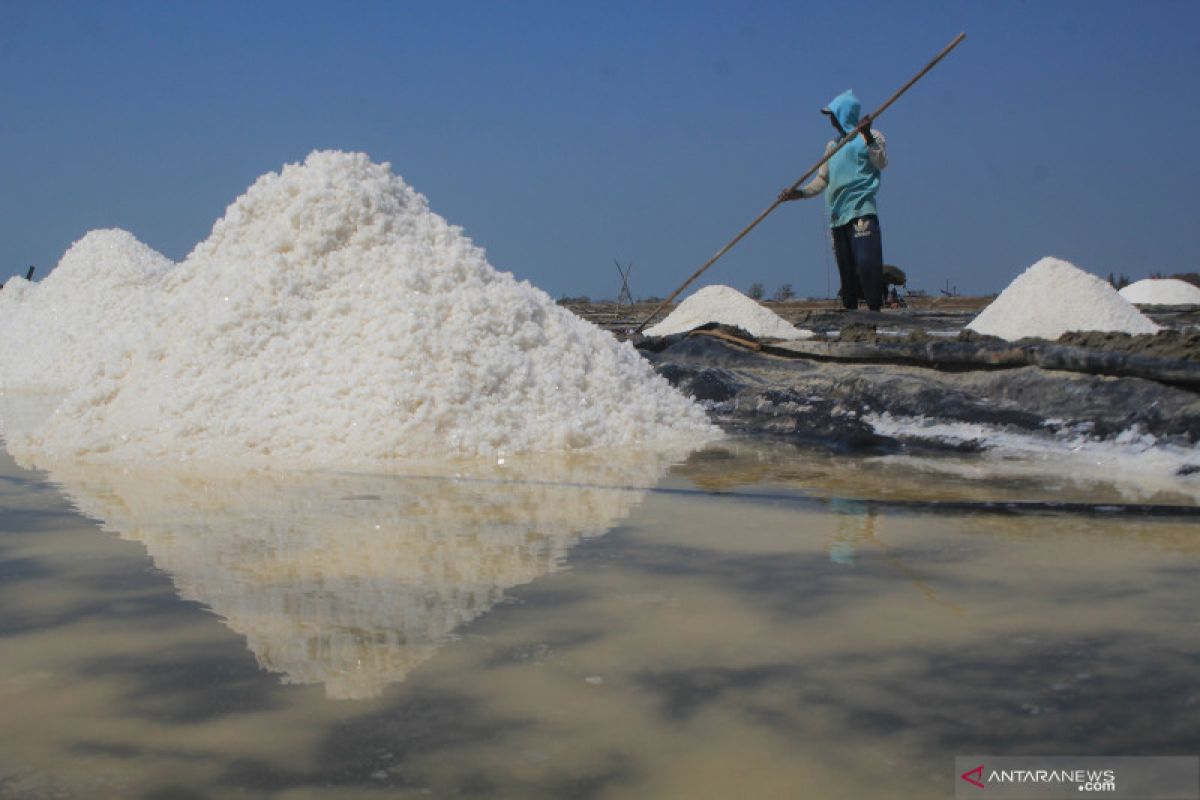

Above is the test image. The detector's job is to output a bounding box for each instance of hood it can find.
[823,90,861,135]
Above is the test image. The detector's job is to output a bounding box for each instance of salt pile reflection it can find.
[28,451,685,699]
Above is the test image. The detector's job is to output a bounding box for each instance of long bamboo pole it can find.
[634,32,967,334]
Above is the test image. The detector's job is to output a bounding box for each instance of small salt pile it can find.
[1119,278,1200,306]
[643,284,813,340]
[3,151,717,467]
[966,257,1159,342]
[0,229,172,391]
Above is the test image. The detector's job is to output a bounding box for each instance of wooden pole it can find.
[634,32,967,334]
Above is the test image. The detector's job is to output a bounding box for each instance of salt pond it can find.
[1,432,1197,799]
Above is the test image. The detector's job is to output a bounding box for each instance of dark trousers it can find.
[831,214,883,310]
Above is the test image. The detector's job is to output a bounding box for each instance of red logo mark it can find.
[961,763,986,788]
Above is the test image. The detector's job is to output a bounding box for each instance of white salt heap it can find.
[1119,278,1200,306]
[644,284,813,339]
[0,229,172,390]
[966,257,1159,342]
[1,151,716,466]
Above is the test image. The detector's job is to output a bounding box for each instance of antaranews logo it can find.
[955,755,1198,799]
[961,763,985,788]
[961,764,1115,792]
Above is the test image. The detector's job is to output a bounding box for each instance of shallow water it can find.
[0,439,1197,799]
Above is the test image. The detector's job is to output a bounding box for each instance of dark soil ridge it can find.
[779,330,1200,387]
[1054,329,1200,362]
[640,335,1200,459]
[636,324,1200,388]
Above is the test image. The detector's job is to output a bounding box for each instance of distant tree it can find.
[747,282,766,300]
[772,283,795,302]
[1116,274,1132,289]
[1107,272,1117,288]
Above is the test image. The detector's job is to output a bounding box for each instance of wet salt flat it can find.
[1,435,1197,799]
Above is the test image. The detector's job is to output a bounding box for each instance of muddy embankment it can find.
[628,306,1200,463]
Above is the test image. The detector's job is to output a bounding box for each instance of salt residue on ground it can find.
[0,230,172,391]
[644,284,813,340]
[966,257,1159,341]
[866,412,1199,501]
[1119,278,1200,306]
[3,151,717,467]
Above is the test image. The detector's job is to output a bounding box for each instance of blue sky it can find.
[2,0,1198,300]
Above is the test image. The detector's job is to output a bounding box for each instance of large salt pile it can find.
[0,229,172,391]
[4,151,716,466]
[1119,278,1200,306]
[644,284,813,339]
[966,257,1159,342]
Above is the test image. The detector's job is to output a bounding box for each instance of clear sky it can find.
[2,0,1198,300]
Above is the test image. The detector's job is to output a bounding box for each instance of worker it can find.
[779,90,888,311]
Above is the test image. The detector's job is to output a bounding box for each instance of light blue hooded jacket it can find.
[801,90,887,228]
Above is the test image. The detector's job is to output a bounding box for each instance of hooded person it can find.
[779,90,888,311]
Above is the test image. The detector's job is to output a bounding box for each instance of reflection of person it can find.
[779,90,888,311]
[824,497,965,614]
[828,497,872,565]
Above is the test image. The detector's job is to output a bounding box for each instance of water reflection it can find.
[826,500,967,614]
[1,435,1198,798]
[672,440,1200,506]
[23,451,689,699]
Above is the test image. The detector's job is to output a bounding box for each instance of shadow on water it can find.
[636,633,1200,755]
[0,523,204,638]
[210,689,642,800]
[0,552,55,584]
[213,689,534,794]
[483,626,607,670]
[77,647,284,724]
[0,507,86,535]
[0,589,189,639]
